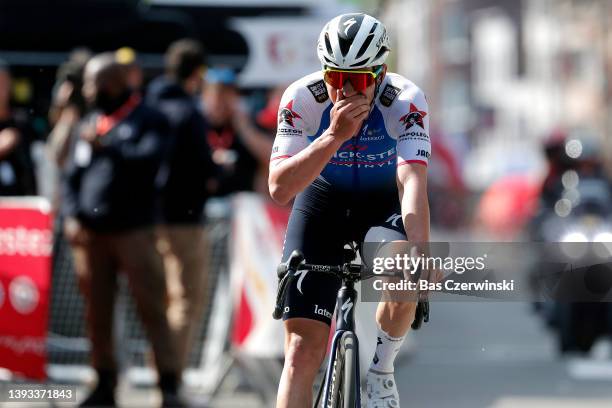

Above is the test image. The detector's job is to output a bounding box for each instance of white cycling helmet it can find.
[317,13,390,69]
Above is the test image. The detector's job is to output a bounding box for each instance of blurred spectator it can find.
[47,49,91,208]
[115,46,144,92]
[565,133,607,177]
[254,85,284,196]
[540,129,609,208]
[48,48,91,128]
[201,67,273,195]
[0,61,37,196]
[146,38,216,375]
[61,53,181,407]
[539,129,572,208]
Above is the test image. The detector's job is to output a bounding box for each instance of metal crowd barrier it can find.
[47,200,232,380]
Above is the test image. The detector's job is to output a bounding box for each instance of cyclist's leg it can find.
[279,318,330,408]
[362,211,417,406]
[364,212,417,364]
[277,185,345,408]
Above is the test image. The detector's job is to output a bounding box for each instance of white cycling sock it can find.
[369,326,405,374]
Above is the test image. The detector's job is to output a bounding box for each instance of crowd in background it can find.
[0,38,276,407]
[0,61,37,197]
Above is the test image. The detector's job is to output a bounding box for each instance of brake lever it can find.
[273,251,305,320]
[272,271,291,320]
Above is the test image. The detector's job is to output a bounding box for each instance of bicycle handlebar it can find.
[277,261,403,281]
[273,250,430,329]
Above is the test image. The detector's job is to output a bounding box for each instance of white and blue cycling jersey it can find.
[270,71,431,193]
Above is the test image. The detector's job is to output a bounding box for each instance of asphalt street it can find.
[158,301,612,407]
[6,303,612,407]
[396,301,612,408]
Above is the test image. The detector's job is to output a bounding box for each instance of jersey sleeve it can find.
[393,87,431,167]
[270,83,311,164]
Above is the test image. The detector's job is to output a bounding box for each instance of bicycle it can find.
[273,246,430,408]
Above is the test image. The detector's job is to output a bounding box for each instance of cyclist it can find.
[269,13,431,408]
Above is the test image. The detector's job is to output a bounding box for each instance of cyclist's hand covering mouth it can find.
[329,89,370,142]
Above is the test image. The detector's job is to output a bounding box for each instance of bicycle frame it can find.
[320,278,361,407]
[274,249,429,407]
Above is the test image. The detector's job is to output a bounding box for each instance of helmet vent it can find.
[338,35,352,57]
[324,33,334,57]
[373,46,388,62]
[355,25,377,60]
[349,58,369,67]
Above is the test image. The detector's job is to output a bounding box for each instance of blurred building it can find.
[0,0,353,113]
[382,0,612,189]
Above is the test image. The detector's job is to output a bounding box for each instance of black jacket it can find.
[0,117,37,196]
[146,77,216,224]
[62,101,170,232]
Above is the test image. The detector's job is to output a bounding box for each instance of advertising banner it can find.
[0,198,52,380]
[229,193,289,357]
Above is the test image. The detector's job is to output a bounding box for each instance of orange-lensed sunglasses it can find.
[323,66,384,92]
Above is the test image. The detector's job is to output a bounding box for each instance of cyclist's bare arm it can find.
[269,91,369,205]
[397,162,430,245]
[269,130,343,205]
[372,162,430,338]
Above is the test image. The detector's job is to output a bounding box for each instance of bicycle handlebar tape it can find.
[272,305,283,320]
[287,250,305,270]
[273,251,305,320]
[277,263,288,278]
[273,273,290,320]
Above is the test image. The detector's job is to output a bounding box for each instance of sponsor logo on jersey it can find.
[314,304,332,319]
[361,134,384,142]
[416,149,430,158]
[278,127,303,137]
[399,103,427,130]
[307,80,329,103]
[272,146,279,153]
[331,147,396,168]
[399,130,429,142]
[379,84,401,107]
[278,100,302,128]
[361,126,386,141]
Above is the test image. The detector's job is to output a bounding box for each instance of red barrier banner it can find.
[0,198,53,380]
[229,193,289,357]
